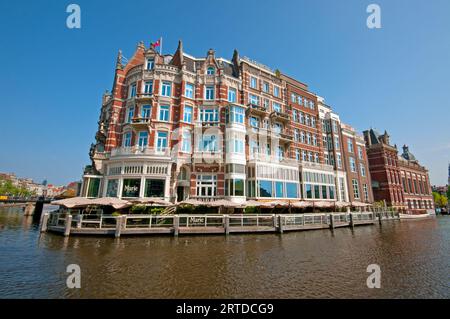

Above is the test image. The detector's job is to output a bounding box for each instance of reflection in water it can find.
[0,205,449,298]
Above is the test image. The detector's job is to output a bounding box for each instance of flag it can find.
[151,38,161,48]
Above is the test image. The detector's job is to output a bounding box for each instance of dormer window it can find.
[146,58,154,70]
[206,66,215,75]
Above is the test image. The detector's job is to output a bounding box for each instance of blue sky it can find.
[0,0,449,185]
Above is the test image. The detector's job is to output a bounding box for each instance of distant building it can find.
[363,129,434,214]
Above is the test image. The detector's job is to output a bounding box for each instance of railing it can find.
[110,146,171,157]
[45,211,394,236]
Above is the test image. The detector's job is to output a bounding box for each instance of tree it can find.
[433,192,448,208]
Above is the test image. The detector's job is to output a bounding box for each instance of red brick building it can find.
[80,40,374,207]
[363,129,433,213]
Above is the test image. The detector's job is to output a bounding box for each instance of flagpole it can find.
[160,37,163,55]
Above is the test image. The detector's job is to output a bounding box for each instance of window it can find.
[312,135,317,146]
[322,185,327,199]
[302,150,307,161]
[146,58,154,70]
[156,131,168,152]
[200,108,218,122]
[272,102,281,112]
[122,179,141,198]
[144,81,153,94]
[205,86,215,100]
[123,132,131,147]
[185,83,194,98]
[126,107,134,123]
[286,183,298,198]
[199,134,218,152]
[275,146,284,160]
[297,96,303,105]
[141,105,151,119]
[250,76,257,89]
[300,131,305,143]
[183,105,193,123]
[259,180,273,197]
[293,110,298,122]
[308,152,313,162]
[294,129,300,142]
[352,179,360,199]
[228,88,237,102]
[144,179,165,197]
[295,149,300,160]
[161,82,171,97]
[360,164,366,177]
[350,157,356,172]
[305,115,311,126]
[129,83,137,98]
[159,105,169,121]
[273,86,280,97]
[250,116,259,128]
[106,179,119,197]
[226,179,244,197]
[249,94,259,105]
[347,139,354,153]
[314,185,320,199]
[291,93,296,102]
[363,184,369,201]
[229,106,244,124]
[307,133,312,145]
[358,146,364,160]
[181,130,191,152]
[329,186,335,200]
[196,175,217,197]
[334,136,340,149]
[305,184,312,198]
[273,123,282,134]
[263,98,269,109]
[314,153,319,163]
[337,154,342,168]
[300,112,305,124]
[138,131,148,148]
[230,138,244,153]
[275,181,284,198]
[206,66,215,75]
[263,82,270,93]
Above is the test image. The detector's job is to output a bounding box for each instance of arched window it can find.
[206,66,215,75]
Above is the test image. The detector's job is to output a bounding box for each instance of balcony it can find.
[246,103,268,116]
[130,117,151,128]
[298,161,335,172]
[247,152,298,166]
[270,129,293,144]
[135,93,154,101]
[110,146,171,159]
[270,111,290,123]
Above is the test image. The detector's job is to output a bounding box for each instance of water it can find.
[0,205,449,299]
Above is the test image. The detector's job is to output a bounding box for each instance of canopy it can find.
[351,201,372,207]
[335,202,351,208]
[265,200,291,207]
[178,198,207,206]
[51,197,93,208]
[242,200,265,207]
[291,201,313,208]
[89,197,131,209]
[312,201,334,208]
[131,198,172,207]
[207,199,242,208]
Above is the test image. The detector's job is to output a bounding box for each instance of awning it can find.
[312,201,334,208]
[291,201,313,208]
[206,199,242,208]
[178,198,207,206]
[131,198,172,207]
[351,201,372,207]
[89,197,131,209]
[51,197,93,208]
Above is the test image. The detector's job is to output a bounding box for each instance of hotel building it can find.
[80,40,373,206]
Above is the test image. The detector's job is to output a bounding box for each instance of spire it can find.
[116,49,123,70]
[231,49,240,77]
[171,39,184,67]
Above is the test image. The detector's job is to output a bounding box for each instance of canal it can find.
[0,205,449,298]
